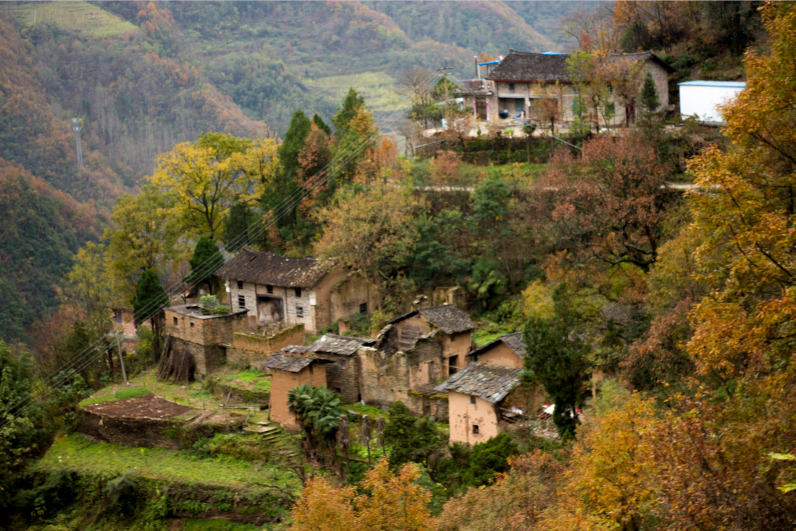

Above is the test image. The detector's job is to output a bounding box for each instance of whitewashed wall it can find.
[679,83,745,123]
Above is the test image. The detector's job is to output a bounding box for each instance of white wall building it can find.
[679,80,746,124]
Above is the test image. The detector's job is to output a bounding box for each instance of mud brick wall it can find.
[227,324,305,367]
[405,392,449,422]
[79,410,183,449]
[314,352,360,403]
[170,337,224,377]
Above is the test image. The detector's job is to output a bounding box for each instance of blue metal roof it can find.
[478,61,501,66]
[678,81,746,88]
[541,51,567,55]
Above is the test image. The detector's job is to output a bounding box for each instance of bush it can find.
[461,434,519,487]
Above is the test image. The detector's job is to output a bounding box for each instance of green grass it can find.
[224,370,271,392]
[1,1,137,38]
[79,387,153,406]
[40,434,300,490]
[182,519,262,531]
[344,403,389,419]
[472,322,516,347]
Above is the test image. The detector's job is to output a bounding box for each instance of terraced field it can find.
[1,1,137,38]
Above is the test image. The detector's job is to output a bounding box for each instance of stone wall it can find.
[165,308,248,347]
[314,352,360,403]
[169,337,224,377]
[357,334,445,416]
[227,324,305,367]
[327,272,379,326]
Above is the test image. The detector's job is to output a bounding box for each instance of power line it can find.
[1,73,443,427]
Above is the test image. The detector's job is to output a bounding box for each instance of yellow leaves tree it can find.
[314,183,422,309]
[687,2,796,381]
[291,460,436,531]
[149,133,278,240]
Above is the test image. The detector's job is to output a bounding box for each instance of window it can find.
[472,424,480,435]
[607,83,613,94]
[114,311,122,324]
[296,305,304,318]
[266,285,273,294]
[295,287,302,297]
[190,321,195,329]
[540,82,547,90]
[514,99,524,114]
[359,303,368,314]
[173,316,178,326]
[449,355,458,376]
[606,102,616,116]
[572,85,579,94]
[237,280,243,289]
[336,387,342,394]
[470,395,476,405]
[572,97,585,117]
[508,82,516,93]
[238,295,246,308]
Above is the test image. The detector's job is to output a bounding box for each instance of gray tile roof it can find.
[389,305,475,335]
[467,332,526,359]
[215,248,334,287]
[435,362,522,403]
[282,345,310,354]
[261,352,326,373]
[485,49,673,83]
[308,334,375,357]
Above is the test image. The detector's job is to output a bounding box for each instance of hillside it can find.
[0,159,102,342]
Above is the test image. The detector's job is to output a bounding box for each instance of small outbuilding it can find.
[306,333,375,402]
[388,305,475,376]
[678,80,746,124]
[261,353,330,430]
[435,361,522,445]
[466,332,525,369]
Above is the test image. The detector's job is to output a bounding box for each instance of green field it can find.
[305,71,404,116]
[40,434,299,490]
[1,1,137,38]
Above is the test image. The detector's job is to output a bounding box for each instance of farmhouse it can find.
[459,49,673,124]
[261,353,330,430]
[215,248,377,334]
[305,333,376,403]
[387,304,475,376]
[435,361,522,445]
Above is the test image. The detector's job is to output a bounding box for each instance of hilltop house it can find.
[215,248,377,334]
[386,305,475,376]
[261,353,330,430]
[435,362,522,445]
[459,49,674,124]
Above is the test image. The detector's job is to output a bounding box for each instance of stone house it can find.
[358,330,449,419]
[306,333,375,403]
[164,305,249,378]
[215,248,377,334]
[435,361,522,445]
[460,49,673,125]
[261,353,330,430]
[387,305,475,377]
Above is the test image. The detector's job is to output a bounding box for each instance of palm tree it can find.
[287,384,343,467]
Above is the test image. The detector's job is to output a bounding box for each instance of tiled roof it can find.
[435,362,522,403]
[467,332,526,359]
[308,334,375,357]
[261,352,326,373]
[214,248,334,287]
[485,49,673,82]
[486,50,570,82]
[282,345,310,354]
[389,305,475,335]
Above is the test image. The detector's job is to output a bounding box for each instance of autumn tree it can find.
[534,132,675,274]
[292,459,436,531]
[314,183,422,308]
[150,133,278,240]
[566,51,613,133]
[104,184,187,305]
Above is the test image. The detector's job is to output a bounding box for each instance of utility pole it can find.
[110,316,128,385]
[71,118,83,168]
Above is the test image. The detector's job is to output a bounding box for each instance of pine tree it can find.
[640,72,660,112]
[313,113,332,135]
[131,269,169,360]
[332,88,365,134]
[187,236,224,291]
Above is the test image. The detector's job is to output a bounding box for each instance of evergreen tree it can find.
[461,434,519,487]
[313,113,332,135]
[332,88,365,134]
[522,285,590,441]
[382,402,445,472]
[640,72,660,112]
[131,269,169,360]
[264,110,313,238]
[223,199,253,253]
[187,236,224,291]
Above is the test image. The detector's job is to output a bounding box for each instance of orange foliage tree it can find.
[291,459,436,531]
